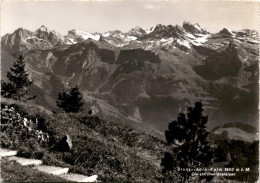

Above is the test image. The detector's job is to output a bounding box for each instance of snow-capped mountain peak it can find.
[194,23,201,29]
[3,21,258,54]
[65,29,101,44]
[145,26,156,34]
[102,32,111,37]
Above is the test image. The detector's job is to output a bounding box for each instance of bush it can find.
[56,85,84,113]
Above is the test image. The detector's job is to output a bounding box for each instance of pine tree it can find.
[1,55,34,100]
[56,85,84,113]
[161,102,213,183]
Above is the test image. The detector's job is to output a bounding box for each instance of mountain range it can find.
[1,21,259,135]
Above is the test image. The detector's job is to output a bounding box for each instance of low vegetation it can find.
[1,97,166,182]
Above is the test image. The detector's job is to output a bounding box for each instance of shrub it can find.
[56,85,84,113]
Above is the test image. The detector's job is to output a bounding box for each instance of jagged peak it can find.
[13,27,24,34]
[183,21,193,26]
[129,26,145,33]
[174,25,185,32]
[194,23,201,28]
[14,27,32,33]
[183,21,201,27]
[11,27,33,37]
[51,30,63,36]
[37,25,50,32]
[109,30,123,34]
[16,27,24,31]
[127,26,146,36]
[218,28,234,36]
[154,24,167,30]
[68,29,86,35]
[66,29,100,41]
[182,21,208,34]
[145,24,168,34]
[237,29,259,38]
[67,29,99,36]
[132,26,143,30]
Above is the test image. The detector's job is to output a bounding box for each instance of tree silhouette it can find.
[56,85,84,113]
[161,102,213,183]
[1,55,35,100]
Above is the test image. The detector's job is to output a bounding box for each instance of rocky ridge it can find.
[1,21,259,133]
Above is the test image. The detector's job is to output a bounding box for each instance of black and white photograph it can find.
[0,0,259,182]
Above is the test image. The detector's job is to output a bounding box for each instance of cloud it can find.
[143,4,157,10]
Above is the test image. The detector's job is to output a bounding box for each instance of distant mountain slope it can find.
[1,50,16,80]
[209,122,258,143]
[1,26,64,54]
[1,22,259,132]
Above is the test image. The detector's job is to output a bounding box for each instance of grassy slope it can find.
[1,158,70,182]
[1,97,166,182]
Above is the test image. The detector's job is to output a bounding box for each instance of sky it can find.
[1,1,259,36]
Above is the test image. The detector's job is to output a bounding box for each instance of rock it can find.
[56,135,73,152]
[23,118,28,127]
[0,149,18,157]
[16,112,21,119]
[226,152,231,162]
[7,156,43,166]
[33,165,69,175]
[60,173,98,182]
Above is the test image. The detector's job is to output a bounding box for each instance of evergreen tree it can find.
[56,85,84,113]
[1,55,34,100]
[161,102,213,183]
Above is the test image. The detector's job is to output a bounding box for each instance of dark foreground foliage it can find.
[214,140,259,183]
[161,102,213,183]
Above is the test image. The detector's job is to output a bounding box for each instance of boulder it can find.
[56,135,73,152]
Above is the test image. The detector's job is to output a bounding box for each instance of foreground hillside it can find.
[0,97,166,182]
[1,97,258,182]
